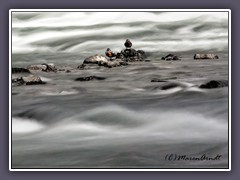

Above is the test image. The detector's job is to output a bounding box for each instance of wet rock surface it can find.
[120,49,146,62]
[79,54,129,69]
[83,54,108,64]
[161,54,181,61]
[27,63,57,72]
[199,80,228,89]
[194,54,219,59]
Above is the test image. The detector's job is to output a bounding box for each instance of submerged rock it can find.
[161,83,180,90]
[194,54,219,59]
[161,54,181,61]
[199,80,228,89]
[75,76,106,81]
[12,68,30,74]
[27,63,57,72]
[151,77,177,82]
[12,75,45,86]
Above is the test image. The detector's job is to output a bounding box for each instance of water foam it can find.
[26,105,228,143]
[12,117,45,133]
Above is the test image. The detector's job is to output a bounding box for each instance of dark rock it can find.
[12,68,30,74]
[12,77,25,86]
[58,69,65,71]
[12,75,45,86]
[137,50,147,59]
[77,64,86,69]
[194,54,219,59]
[120,48,146,62]
[151,79,167,82]
[161,83,179,90]
[121,48,138,58]
[75,76,106,81]
[151,77,178,82]
[66,70,71,73]
[116,52,124,59]
[41,63,57,72]
[161,54,181,61]
[199,80,228,89]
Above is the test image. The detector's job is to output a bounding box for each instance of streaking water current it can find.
[11,11,229,169]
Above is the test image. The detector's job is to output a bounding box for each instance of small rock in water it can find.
[199,80,228,89]
[83,54,108,64]
[80,54,128,69]
[12,75,45,86]
[151,77,177,82]
[161,83,179,90]
[75,76,106,81]
[194,54,219,59]
[58,69,65,71]
[161,54,181,61]
[27,63,57,72]
[12,68,30,74]
[12,77,25,86]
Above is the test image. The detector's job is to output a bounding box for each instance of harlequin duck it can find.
[105,48,116,60]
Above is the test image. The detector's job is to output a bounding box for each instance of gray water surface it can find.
[11,11,229,169]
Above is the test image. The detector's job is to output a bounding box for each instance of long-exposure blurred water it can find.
[11,11,229,169]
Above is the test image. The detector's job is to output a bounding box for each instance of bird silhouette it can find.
[124,39,132,49]
[105,48,116,60]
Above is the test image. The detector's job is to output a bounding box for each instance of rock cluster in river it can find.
[12,75,45,86]
[11,39,224,88]
[78,39,147,69]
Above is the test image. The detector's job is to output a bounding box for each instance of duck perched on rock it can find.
[79,39,147,69]
[124,39,132,49]
[105,48,116,61]
[119,39,146,62]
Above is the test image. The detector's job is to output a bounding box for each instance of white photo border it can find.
[9,9,231,171]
